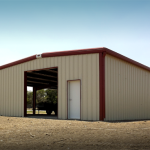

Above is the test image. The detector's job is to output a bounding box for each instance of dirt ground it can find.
[0,116,150,150]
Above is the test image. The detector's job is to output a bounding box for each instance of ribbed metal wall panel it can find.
[0,53,99,120]
[105,54,150,121]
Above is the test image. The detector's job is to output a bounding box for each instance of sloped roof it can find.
[0,47,150,71]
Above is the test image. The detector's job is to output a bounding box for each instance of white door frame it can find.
[67,79,81,120]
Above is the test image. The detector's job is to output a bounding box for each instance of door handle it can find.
[69,99,72,101]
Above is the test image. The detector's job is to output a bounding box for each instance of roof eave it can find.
[0,47,150,72]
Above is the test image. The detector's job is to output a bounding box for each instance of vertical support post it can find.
[99,52,106,121]
[102,52,106,120]
[24,71,27,117]
[33,87,36,115]
[57,68,58,119]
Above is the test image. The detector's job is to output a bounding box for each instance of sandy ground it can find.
[0,116,150,150]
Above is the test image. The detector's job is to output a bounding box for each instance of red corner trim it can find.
[99,53,102,121]
[102,52,106,119]
[24,71,27,117]
[99,52,106,121]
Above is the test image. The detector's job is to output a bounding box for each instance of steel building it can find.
[0,47,150,121]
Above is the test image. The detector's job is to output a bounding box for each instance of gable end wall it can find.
[0,53,99,120]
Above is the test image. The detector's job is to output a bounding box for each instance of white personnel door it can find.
[68,80,80,119]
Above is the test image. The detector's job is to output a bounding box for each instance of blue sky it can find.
[0,0,150,68]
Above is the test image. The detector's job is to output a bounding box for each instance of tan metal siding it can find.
[105,54,150,121]
[0,53,99,120]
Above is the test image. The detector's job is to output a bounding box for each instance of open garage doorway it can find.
[24,67,58,118]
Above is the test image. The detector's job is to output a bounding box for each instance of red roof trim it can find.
[42,47,106,57]
[106,49,150,71]
[0,55,36,70]
[0,47,149,71]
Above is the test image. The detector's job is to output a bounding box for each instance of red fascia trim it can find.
[0,47,149,72]
[106,49,150,71]
[0,55,36,70]
[42,47,106,58]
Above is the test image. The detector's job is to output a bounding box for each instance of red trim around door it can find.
[24,67,58,117]
[67,79,81,120]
